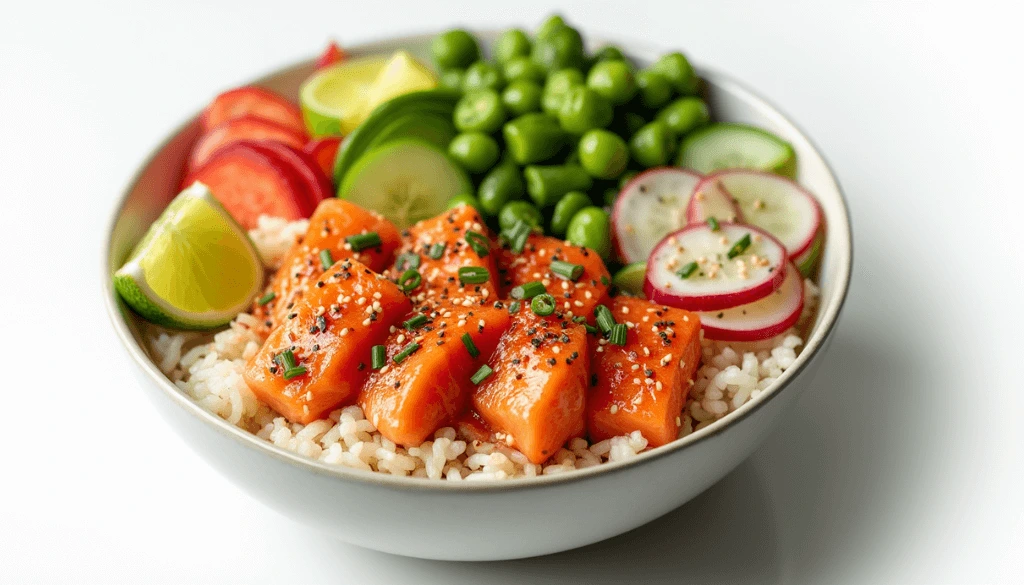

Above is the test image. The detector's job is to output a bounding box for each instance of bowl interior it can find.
[104,31,851,488]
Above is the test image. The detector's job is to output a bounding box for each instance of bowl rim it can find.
[102,30,853,493]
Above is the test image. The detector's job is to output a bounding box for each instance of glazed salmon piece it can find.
[390,204,499,307]
[587,296,702,447]
[358,302,512,447]
[253,199,401,336]
[497,234,611,322]
[472,311,588,464]
[243,257,411,424]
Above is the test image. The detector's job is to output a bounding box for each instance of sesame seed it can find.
[610,404,619,414]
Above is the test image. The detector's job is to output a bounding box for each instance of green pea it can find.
[531,26,586,73]
[651,52,698,95]
[478,162,526,216]
[592,46,626,63]
[447,192,482,211]
[549,190,592,236]
[558,86,613,135]
[493,29,532,64]
[636,69,673,109]
[454,90,506,134]
[503,56,546,84]
[618,170,639,189]
[439,68,465,92]
[563,147,581,165]
[448,132,500,174]
[621,111,648,136]
[462,61,505,92]
[535,14,567,41]
[578,129,629,179]
[656,97,710,136]
[629,120,676,168]
[524,164,593,208]
[503,113,567,165]
[501,80,543,116]
[566,206,611,258]
[499,200,543,232]
[542,68,585,116]
[586,60,636,105]
[432,30,481,70]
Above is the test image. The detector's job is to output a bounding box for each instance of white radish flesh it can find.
[686,178,744,224]
[644,223,787,311]
[612,168,702,263]
[698,262,804,342]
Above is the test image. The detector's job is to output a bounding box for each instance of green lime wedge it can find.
[300,55,388,137]
[612,262,647,296]
[364,50,439,112]
[339,139,472,229]
[113,183,265,329]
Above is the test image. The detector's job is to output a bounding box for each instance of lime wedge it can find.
[363,50,438,113]
[300,55,388,137]
[114,183,265,329]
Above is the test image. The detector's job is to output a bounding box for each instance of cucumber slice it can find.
[338,139,472,229]
[612,262,647,296]
[677,123,796,178]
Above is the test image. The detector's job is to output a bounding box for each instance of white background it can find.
[2,1,1022,583]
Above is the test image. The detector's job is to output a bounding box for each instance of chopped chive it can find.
[594,305,616,334]
[393,342,421,364]
[707,217,720,231]
[429,242,446,259]
[398,269,421,292]
[676,261,699,279]
[471,364,493,385]
[584,323,599,335]
[510,281,546,300]
[371,345,386,369]
[461,333,480,358]
[508,300,521,314]
[275,349,297,370]
[465,231,490,258]
[501,219,531,254]
[572,315,587,324]
[257,291,276,306]
[403,314,428,330]
[458,266,490,285]
[283,366,307,380]
[531,293,556,316]
[346,232,382,251]
[600,275,610,286]
[396,252,420,271]
[550,260,584,281]
[319,249,334,270]
[727,233,752,259]
[609,323,627,346]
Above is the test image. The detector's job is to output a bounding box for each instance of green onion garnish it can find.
[283,366,307,380]
[461,333,479,358]
[257,291,276,306]
[707,217,720,231]
[396,253,420,271]
[727,233,752,259]
[531,293,556,316]
[393,342,421,364]
[510,281,546,300]
[371,345,386,370]
[470,364,493,385]
[550,260,584,281]
[403,314,428,330]
[429,242,446,259]
[458,266,490,285]
[594,305,616,335]
[501,219,532,254]
[275,349,297,370]
[676,261,699,279]
[609,323,627,346]
[508,300,521,315]
[398,269,421,292]
[465,231,490,258]
[584,323,598,335]
[346,232,382,252]
[319,249,334,270]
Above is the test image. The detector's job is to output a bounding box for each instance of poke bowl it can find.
[104,19,852,561]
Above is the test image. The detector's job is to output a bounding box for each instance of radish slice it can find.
[698,170,822,259]
[612,168,702,263]
[685,178,745,224]
[699,262,804,341]
[644,223,787,311]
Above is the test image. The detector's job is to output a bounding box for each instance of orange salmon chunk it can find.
[472,312,588,464]
[243,258,411,424]
[587,296,702,447]
[358,302,512,447]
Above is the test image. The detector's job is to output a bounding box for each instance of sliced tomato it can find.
[303,137,343,179]
[188,115,306,171]
[202,86,306,136]
[315,41,347,70]
[245,141,332,212]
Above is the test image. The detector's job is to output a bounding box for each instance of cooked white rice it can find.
[147,216,819,481]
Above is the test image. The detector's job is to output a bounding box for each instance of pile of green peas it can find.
[432,15,710,258]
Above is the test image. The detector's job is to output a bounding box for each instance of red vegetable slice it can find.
[202,86,307,136]
[314,41,347,70]
[698,262,805,341]
[184,142,310,229]
[245,140,332,212]
[188,115,306,171]
[303,136,343,178]
[612,168,702,264]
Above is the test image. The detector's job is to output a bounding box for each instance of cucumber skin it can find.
[333,89,462,187]
[677,122,797,179]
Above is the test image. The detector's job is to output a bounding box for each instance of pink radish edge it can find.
[698,262,804,342]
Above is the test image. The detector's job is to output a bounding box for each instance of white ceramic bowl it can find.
[103,31,852,561]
